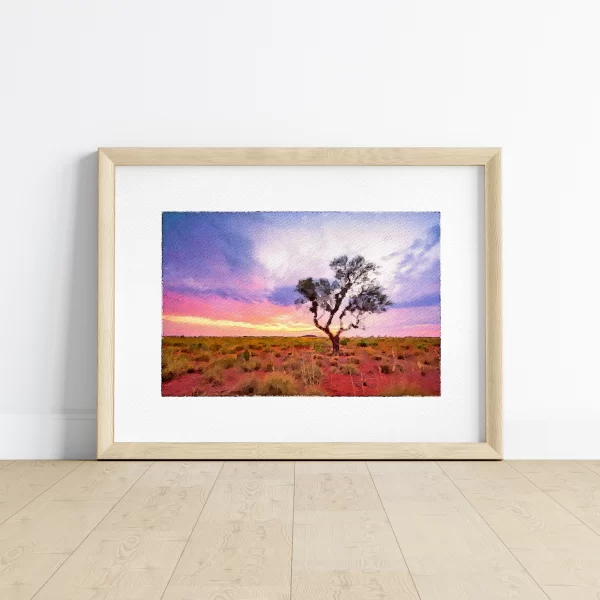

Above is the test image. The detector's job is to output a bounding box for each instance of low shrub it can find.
[161,351,191,381]
[300,363,323,386]
[258,373,298,396]
[233,376,261,395]
[204,365,224,385]
[211,356,236,369]
[240,360,260,372]
[379,364,393,374]
[286,360,302,372]
[341,364,359,375]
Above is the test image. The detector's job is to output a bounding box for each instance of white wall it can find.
[1,0,598,459]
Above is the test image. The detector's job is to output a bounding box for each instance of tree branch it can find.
[310,300,330,334]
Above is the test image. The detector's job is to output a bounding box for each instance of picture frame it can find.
[98,147,502,460]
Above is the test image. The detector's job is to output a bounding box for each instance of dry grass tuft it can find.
[258,373,298,396]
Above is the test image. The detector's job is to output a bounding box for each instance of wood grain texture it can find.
[541,585,600,600]
[162,461,293,600]
[582,461,600,477]
[34,461,222,600]
[0,461,150,600]
[97,148,116,458]
[98,442,501,460]
[511,461,600,535]
[2,461,599,599]
[293,461,419,600]
[369,461,548,599]
[97,147,502,461]
[485,149,503,456]
[442,460,600,593]
[0,460,81,524]
[93,460,223,541]
[100,147,500,166]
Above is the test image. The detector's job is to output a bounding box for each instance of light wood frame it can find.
[98,148,502,460]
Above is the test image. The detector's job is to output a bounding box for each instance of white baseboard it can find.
[0,411,97,459]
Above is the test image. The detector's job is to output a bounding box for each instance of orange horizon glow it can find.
[162,314,316,334]
[162,311,441,338]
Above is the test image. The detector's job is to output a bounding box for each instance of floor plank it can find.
[541,585,600,600]
[510,460,600,535]
[581,461,600,477]
[0,461,151,600]
[0,462,14,471]
[33,461,223,600]
[370,461,548,600]
[442,460,600,594]
[293,461,419,600]
[0,460,82,524]
[162,461,293,600]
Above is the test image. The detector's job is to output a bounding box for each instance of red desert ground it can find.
[162,335,441,397]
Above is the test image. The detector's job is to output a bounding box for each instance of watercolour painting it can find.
[161,211,441,397]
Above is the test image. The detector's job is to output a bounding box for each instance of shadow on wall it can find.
[60,153,98,458]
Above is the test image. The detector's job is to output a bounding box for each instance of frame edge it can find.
[97,148,502,460]
[485,149,503,458]
[97,150,116,458]
[98,442,501,460]
[98,147,501,166]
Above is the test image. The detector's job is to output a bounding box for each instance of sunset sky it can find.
[162,212,441,338]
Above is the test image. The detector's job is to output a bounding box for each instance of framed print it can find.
[98,148,502,460]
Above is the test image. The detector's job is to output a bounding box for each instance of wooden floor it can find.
[1,461,600,599]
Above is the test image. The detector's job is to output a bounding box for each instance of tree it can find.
[295,255,392,354]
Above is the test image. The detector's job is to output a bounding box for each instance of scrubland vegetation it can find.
[162,336,440,397]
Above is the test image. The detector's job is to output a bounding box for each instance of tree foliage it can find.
[295,255,392,353]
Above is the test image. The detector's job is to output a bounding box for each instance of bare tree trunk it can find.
[330,334,340,355]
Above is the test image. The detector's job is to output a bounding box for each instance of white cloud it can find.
[253,214,433,294]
